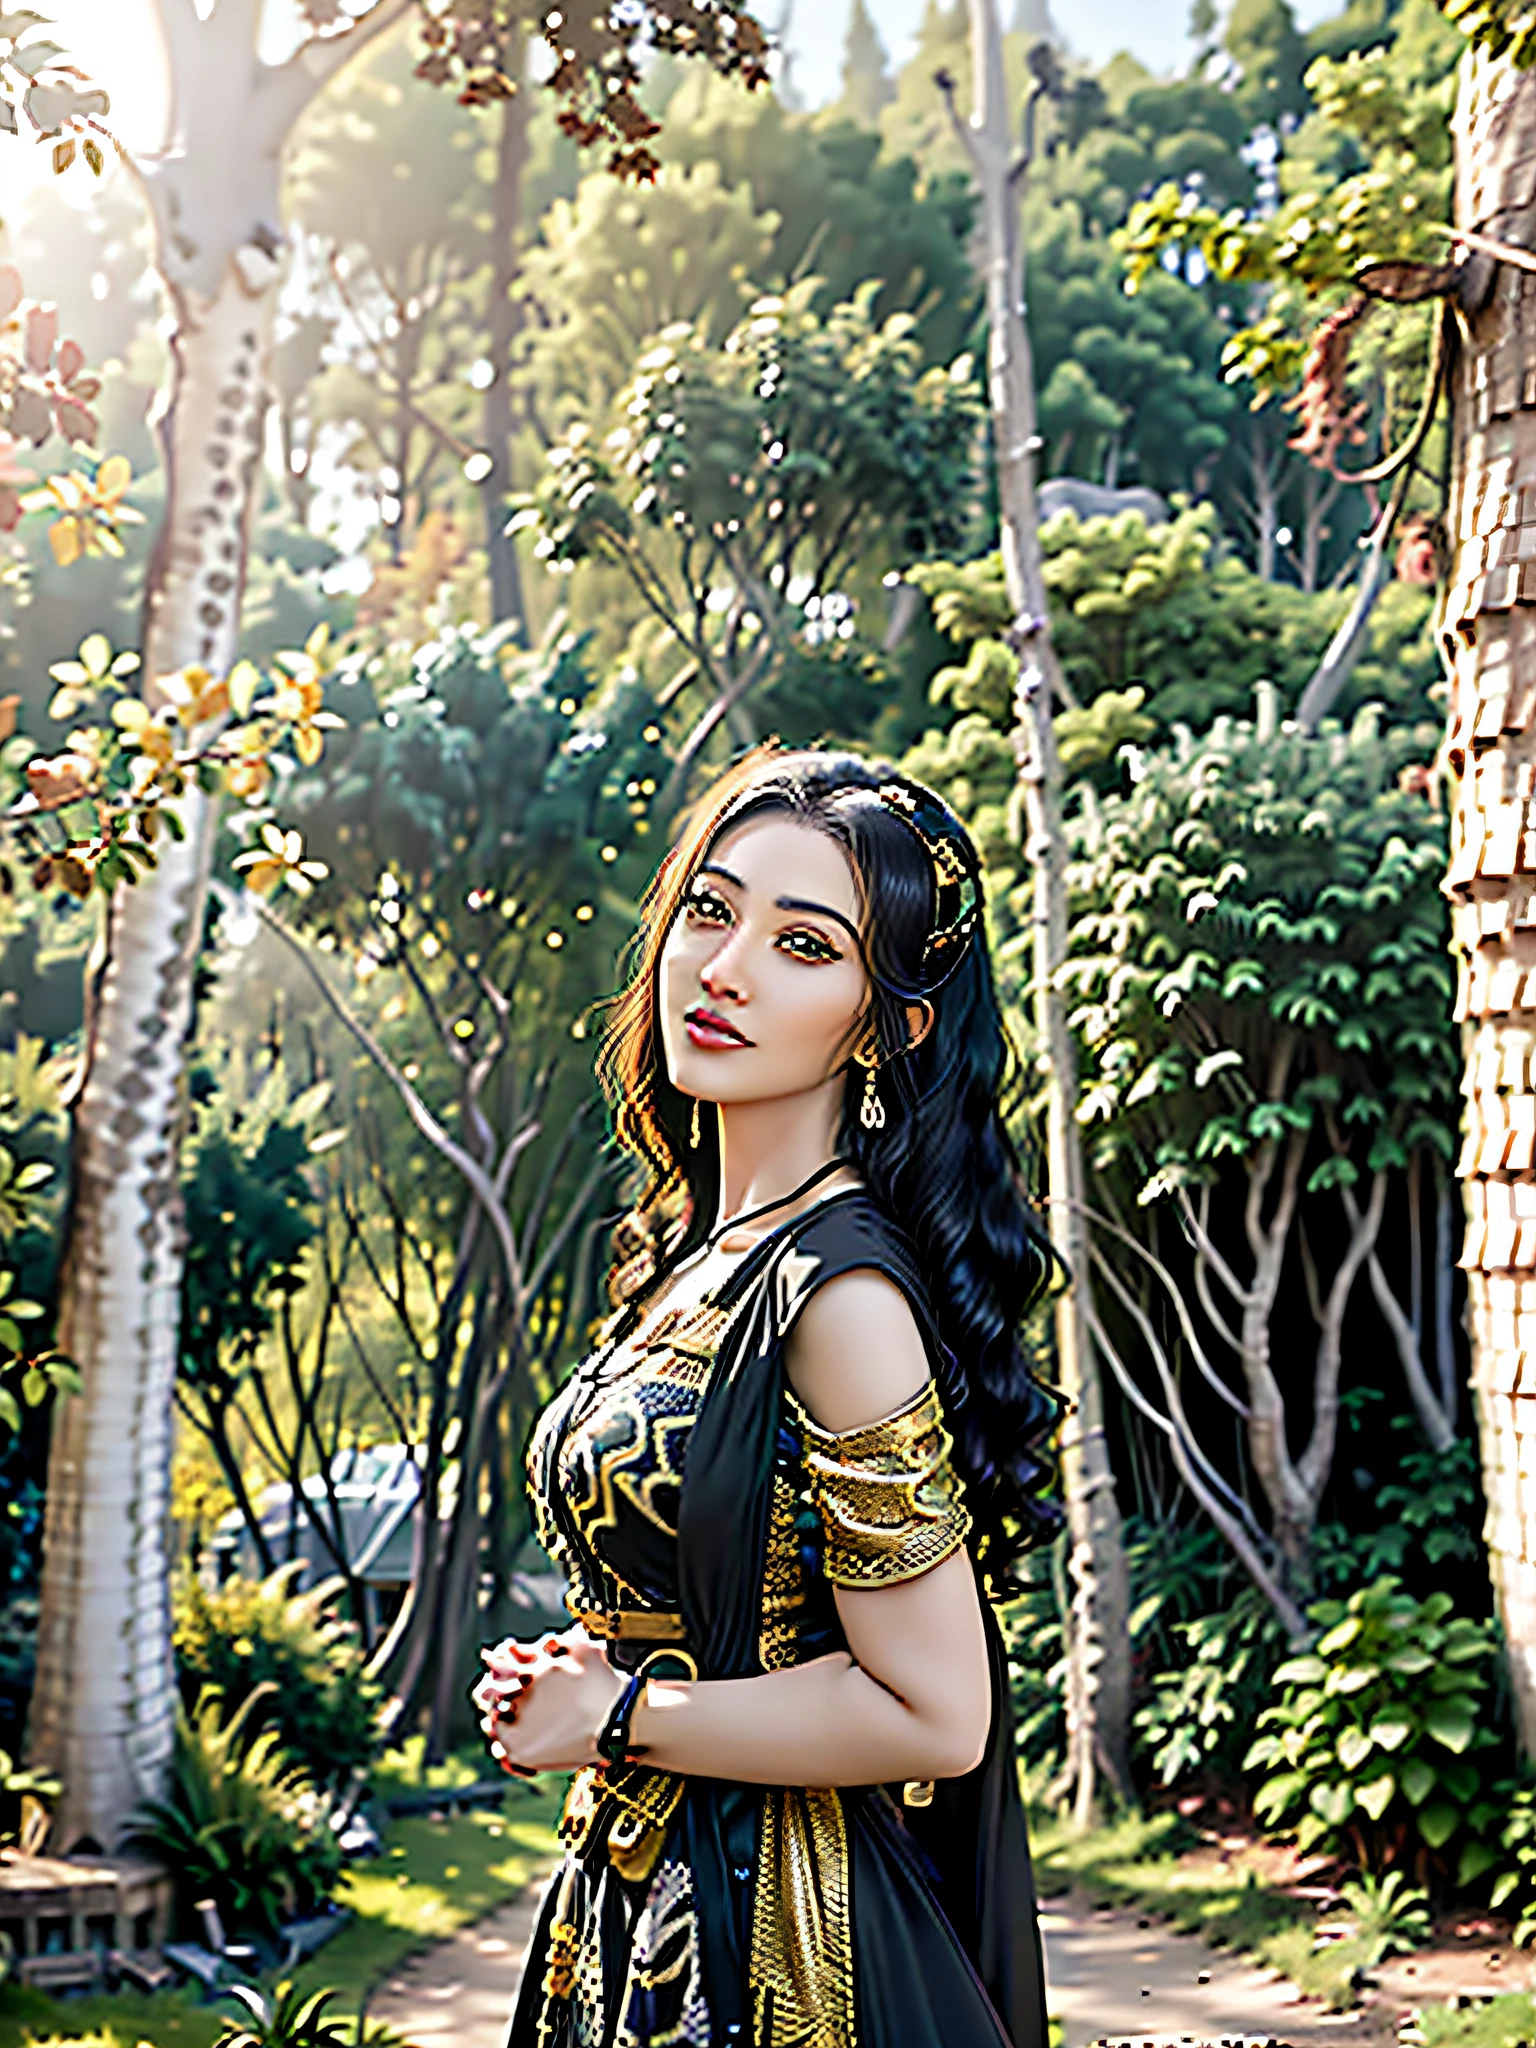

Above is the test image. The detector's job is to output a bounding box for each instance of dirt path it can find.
[368,1881,1389,2047]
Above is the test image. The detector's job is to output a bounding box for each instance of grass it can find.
[0,1776,564,2048]
[290,1780,564,2012]
[0,1986,225,2048]
[1416,1994,1536,2048]
[1029,1804,1365,2009]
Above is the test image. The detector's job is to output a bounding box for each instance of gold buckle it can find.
[573,1607,687,1643]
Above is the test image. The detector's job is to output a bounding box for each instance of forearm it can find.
[631,1651,982,1787]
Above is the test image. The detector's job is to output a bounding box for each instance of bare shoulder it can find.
[785,1267,931,1435]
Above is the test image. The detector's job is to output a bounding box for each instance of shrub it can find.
[1134,1587,1284,1790]
[126,1686,344,1940]
[1491,1784,1536,1944]
[175,1565,383,1790]
[1244,1576,1500,1878]
[1338,1870,1431,1966]
[216,1983,409,2048]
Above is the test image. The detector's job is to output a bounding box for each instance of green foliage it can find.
[1063,709,1454,1203]
[126,1688,343,1941]
[1001,1543,1068,1777]
[531,279,979,591]
[1120,0,1461,404]
[1490,1785,1536,1944]
[174,1568,383,1791]
[1337,1869,1431,1963]
[1244,1577,1500,1872]
[179,1057,325,1398]
[214,1983,405,2048]
[658,78,980,363]
[1340,1433,1483,1582]
[1135,1591,1286,1790]
[913,509,1438,747]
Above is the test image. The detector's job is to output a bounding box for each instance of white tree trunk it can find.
[28,0,408,1851]
[1444,43,1536,1762]
[953,0,1132,1818]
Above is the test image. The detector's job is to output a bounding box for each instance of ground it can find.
[2,1794,1533,2048]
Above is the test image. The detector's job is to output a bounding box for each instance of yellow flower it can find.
[157,665,230,728]
[23,456,143,569]
[233,822,329,898]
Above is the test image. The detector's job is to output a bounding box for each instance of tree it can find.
[179,623,659,1753]
[15,0,771,1855]
[933,2,1133,1822]
[1116,0,1536,1764]
[527,284,980,775]
[835,0,895,126]
[1064,709,1459,1623]
[1440,23,1536,1764]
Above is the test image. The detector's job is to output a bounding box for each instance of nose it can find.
[698,927,748,1004]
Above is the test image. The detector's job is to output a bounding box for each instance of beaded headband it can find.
[873,781,980,990]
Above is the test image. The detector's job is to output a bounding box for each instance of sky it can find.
[27,0,1347,151]
[10,0,1346,185]
[784,0,1340,107]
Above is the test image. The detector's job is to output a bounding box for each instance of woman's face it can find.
[658,813,870,1111]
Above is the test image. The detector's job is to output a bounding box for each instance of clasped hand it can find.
[473,1626,627,1776]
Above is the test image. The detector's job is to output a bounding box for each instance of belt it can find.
[572,1606,688,1644]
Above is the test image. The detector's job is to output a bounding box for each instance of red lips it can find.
[684,1004,753,1049]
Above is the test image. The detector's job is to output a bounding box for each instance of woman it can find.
[477,748,1059,2048]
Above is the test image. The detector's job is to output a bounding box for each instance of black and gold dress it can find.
[507,1191,1047,2048]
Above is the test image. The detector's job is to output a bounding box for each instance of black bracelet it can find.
[595,1673,646,1767]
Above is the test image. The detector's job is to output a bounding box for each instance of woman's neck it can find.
[713,1081,849,1230]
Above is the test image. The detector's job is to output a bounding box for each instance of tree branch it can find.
[256,901,527,1314]
[254,0,416,154]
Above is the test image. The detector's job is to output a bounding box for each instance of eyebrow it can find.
[777,895,861,948]
[693,866,860,948]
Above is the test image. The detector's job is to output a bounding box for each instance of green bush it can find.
[175,1567,383,1790]
[215,1984,407,2048]
[1491,1784,1536,1944]
[1134,1587,1284,1790]
[1244,1577,1499,1878]
[126,1687,344,1940]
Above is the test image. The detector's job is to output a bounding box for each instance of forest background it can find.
[0,0,1527,2022]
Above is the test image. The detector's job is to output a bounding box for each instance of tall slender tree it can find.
[936,0,1132,1819]
[25,0,767,1854]
[1443,40,1536,1760]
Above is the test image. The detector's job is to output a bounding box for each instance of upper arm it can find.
[785,1267,930,1432]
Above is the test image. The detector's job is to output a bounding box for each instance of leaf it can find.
[1399,1756,1436,1805]
[1273,1655,1327,1687]
[1368,1711,1414,1752]
[1457,1841,1499,1887]
[0,1387,18,1434]
[1423,1702,1474,1753]
[1337,1726,1373,1772]
[1193,1048,1243,1088]
[1355,1772,1395,1820]
[228,661,260,719]
[1417,1801,1461,1849]
[1308,1779,1354,1827]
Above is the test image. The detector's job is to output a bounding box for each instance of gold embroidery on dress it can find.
[758,1473,806,1672]
[750,1785,856,2048]
[794,1378,971,1588]
[561,1759,686,1883]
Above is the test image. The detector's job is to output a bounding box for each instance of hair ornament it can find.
[874,781,980,989]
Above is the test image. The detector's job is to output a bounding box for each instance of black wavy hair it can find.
[596,745,1061,1581]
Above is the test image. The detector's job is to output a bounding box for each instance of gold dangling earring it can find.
[690,1098,702,1149]
[859,1055,886,1132]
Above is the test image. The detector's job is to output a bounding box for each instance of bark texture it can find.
[28,0,409,1852]
[1445,45,1536,1759]
[951,0,1132,1818]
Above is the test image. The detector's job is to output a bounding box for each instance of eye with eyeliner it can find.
[684,884,733,926]
[777,926,841,964]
